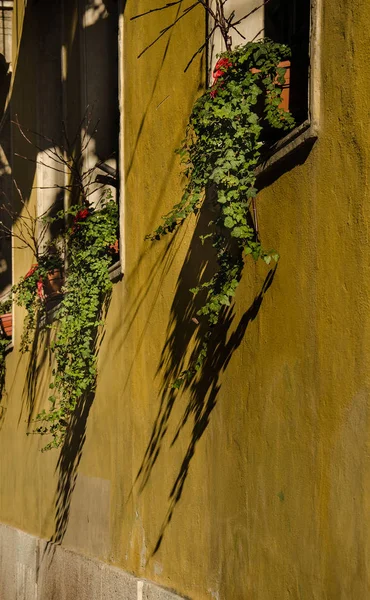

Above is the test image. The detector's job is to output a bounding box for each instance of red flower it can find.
[24,264,38,279]
[37,277,44,300]
[109,239,119,254]
[73,209,89,223]
[210,57,232,98]
[213,57,232,82]
[71,208,90,235]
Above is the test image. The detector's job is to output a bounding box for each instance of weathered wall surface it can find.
[1,0,370,598]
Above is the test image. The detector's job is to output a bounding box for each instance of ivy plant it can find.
[33,193,118,450]
[0,297,12,398]
[12,251,63,352]
[149,40,295,385]
[1,113,119,450]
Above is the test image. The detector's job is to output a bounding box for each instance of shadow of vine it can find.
[49,387,96,546]
[135,206,277,554]
[20,312,52,427]
[45,292,112,548]
[39,386,96,564]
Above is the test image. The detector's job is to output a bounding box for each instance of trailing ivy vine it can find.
[13,252,63,352]
[33,193,118,450]
[149,41,295,386]
[0,114,119,450]
[0,298,12,399]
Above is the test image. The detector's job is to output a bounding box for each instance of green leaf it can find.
[224,216,235,228]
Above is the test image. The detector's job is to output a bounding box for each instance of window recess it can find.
[264,0,311,128]
[208,0,321,166]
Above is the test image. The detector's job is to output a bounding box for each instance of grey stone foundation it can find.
[0,523,188,600]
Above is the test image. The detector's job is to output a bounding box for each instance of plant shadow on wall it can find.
[135,138,313,554]
[131,0,316,553]
[0,114,119,549]
[49,295,111,547]
[136,205,277,554]
[4,117,118,450]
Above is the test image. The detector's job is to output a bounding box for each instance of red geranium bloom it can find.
[213,57,232,82]
[109,239,119,254]
[73,208,89,223]
[37,277,44,300]
[71,208,90,235]
[24,264,38,279]
[210,57,232,98]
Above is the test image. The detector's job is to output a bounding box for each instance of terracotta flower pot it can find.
[0,312,12,338]
[250,59,291,111]
[278,60,291,112]
[109,239,119,255]
[44,269,64,298]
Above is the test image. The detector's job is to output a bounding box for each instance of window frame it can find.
[207,0,322,172]
[257,0,322,172]
[77,0,124,283]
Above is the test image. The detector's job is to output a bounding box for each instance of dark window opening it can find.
[265,0,311,126]
[78,0,121,271]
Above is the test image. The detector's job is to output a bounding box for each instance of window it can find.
[78,0,120,187]
[265,0,311,125]
[208,0,321,163]
[77,0,122,278]
[0,0,12,117]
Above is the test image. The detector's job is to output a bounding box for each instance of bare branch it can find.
[230,24,246,40]
[14,153,67,175]
[251,27,264,42]
[231,0,271,27]
[196,0,217,22]
[80,120,100,153]
[12,179,34,227]
[70,106,92,151]
[137,2,198,59]
[131,1,184,20]
[184,23,217,72]
[30,185,76,191]
[12,115,33,146]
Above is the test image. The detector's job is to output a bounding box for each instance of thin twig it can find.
[231,0,271,27]
[184,23,217,72]
[230,24,246,40]
[12,118,66,159]
[137,2,198,59]
[14,153,67,175]
[252,197,258,234]
[131,1,184,20]
[196,0,217,22]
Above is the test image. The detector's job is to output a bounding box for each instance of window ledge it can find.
[257,118,318,175]
[38,295,64,327]
[109,260,122,282]
[38,263,122,328]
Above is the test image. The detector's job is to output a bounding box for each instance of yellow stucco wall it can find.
[1,0,370,598]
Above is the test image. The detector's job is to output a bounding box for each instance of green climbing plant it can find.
[0,297,12,398]
[1,113,120,450]
[12,251,63,352]
[149,40,295,385]
[33,193,118,450]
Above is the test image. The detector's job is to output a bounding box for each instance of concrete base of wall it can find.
[0,523,188,600]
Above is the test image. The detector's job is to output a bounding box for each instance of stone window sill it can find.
[108,259,122,282]
[257,118,318,175]
[38,261,122,327]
